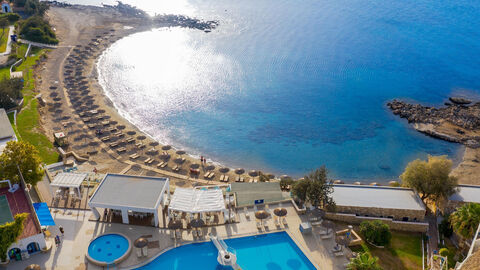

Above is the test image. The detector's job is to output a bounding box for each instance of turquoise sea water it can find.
[90,0,480,180]
[87,234,130,263]
[135,232,316,270]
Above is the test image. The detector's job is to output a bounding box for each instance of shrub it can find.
[439,216,453,238]
[0,13,20,24]
[439,248,449,257]
[0,213,28,262]
[360,220,392,246]
[279,177,293,190]
[347,252,383,270]
[0,77,23,110]
[19,16,58,44]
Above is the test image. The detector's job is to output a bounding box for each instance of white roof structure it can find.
[449,185,480,204]
[332,184,425,211]
[169,187,226,213]
[51,172,88,189]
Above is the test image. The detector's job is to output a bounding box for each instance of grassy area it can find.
[352,232,423,270]
[0,27,9,53]
[12,49,59,164]
[6,111,20,139]
[0,66,9,79]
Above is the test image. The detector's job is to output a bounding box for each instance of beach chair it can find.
[256,221,263,231]
[144,158,151,164]
[235,176,240,182]
[240,177,245,182]
[197,229,203,238]
[204,172,210,178]
[160,162,168,168]
[147,159,154,165]
[170,230,175,239]
[142,246,148,257]
[220,175,225,181]
[282,217,288,226]
[101,136,110,142]
[136,248,143,258]
[244,207,250,220]
[274,217,281,228]
[224,175,229,182]
[176,230,182,239]
[208,172,215,179]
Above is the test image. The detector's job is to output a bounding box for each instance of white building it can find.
[0,108,17,154]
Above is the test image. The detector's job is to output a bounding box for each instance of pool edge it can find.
[86,232,132,267]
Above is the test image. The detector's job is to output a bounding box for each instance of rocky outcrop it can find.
[387,99,480,148]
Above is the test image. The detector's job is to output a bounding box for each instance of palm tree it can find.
[449,203,480,239]
[347,252,382,270]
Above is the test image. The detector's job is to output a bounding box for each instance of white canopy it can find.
[51,172,88,189]
[169,187,226,214]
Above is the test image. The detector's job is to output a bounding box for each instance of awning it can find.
[169,187,226,213]
[33,202,55,226]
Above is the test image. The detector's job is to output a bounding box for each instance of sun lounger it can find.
[170,230,175,239]
[102,120,110,126]
[101,136,110,142]
[282,217,288,226]
[87,124,96,129]
[144,158,151,163]
[129,154,139,159]
[126,137,135,143]
[274,217,281,228]
[109,142,118,148]
[256,221,263,231]
[311,220,322,226]
[248,178,253,183]
[224,175,229,182]
[142,246,148,257]
[176,230,182,239]
[160,162,167,168]
[116,147,126,153]
[147,159,154,165]
[82,117,90,122]
[235,176,240,182]
[208,172,215,179]
[197,229,203,238]
[220,175,225,181]
[240,177,245,182]
[204,172,210,178]
[244,207,250,220]
[136,248,143,258]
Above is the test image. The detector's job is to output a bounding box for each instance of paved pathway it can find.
[427,213,439,260]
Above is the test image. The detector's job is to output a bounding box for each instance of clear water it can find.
[93,0,480,180]
[87,234,130,263]
[135,232,316,270]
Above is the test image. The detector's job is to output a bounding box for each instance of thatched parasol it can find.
[273,208,287,217]
[134,237,148,248]
[137,135,146,141]
[25,265,41,270]
[249,170,258,177]
[389,180,399,187]
[126,130,136,135]
[219,167,229,173]
[206,164,215,171]
[149,142,159,147]
[168,219,183,230]
[267,173,275,179]
[280,175,290,180]
[255,210,270,220]
[353,182,362,185]
[234,168,245,175]
[116,124,126,130]
[189,219,205,228]
[161,145,171,150]
[190,163,200,169]
[333,180,344,184]
[176,150,186,155]
[369,182,378,186]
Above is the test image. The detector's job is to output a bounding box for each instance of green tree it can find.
[449,203,480,239]
[292,166,335,209]
[13,0,27,8]
[24,0,48,16]
[0,17,8,40]
[0,141,44,186]
[19,16,58,44]
[360,220,392,246]
[0,213,28,262]
[279,177,293,190]
[0,77,23,110]
[347,252,383,270]
[400,155,458,203]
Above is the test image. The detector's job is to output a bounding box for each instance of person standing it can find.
[54,235,60,247]
[59,226,64,237]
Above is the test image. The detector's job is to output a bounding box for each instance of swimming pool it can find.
[87,233,132,266]
[135,232,316,270]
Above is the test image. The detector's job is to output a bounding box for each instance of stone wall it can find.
[335,205,426,222]
[326,212,429,232]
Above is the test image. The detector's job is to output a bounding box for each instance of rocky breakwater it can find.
[387,98,480,148]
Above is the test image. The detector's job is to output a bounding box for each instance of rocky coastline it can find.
[387,98,480,148]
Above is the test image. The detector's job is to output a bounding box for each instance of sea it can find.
[65,0,480,181]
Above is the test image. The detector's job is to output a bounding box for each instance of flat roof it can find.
[169,187,226,213]
[89,174,168,210]
[449,185,480,204]
[51,172,88,189]
[332,184,425,211]
[231,182,286,207]
[0,108,15,141]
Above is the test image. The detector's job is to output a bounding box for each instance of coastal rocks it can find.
[449,97,472,105]
[387,99,480,149]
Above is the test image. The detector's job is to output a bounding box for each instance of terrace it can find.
[0,186,39,239]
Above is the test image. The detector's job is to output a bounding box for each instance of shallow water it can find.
[92,0,480,180]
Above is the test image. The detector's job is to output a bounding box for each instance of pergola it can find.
[50,172,88,197]
[168,187,227,218]
[88,174,170,227]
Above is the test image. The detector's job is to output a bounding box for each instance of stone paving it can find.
[5,202,348,270]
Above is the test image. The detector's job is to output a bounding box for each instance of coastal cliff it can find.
[387,98,480,184]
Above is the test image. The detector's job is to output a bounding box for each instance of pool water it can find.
[87,234,130,264]
[136,232,316,270]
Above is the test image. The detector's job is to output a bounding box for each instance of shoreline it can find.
[37,4,479,185]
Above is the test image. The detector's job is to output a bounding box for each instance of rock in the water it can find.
[449,97,472,105]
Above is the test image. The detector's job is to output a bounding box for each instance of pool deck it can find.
[5,202,348,270]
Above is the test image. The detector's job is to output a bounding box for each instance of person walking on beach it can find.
[59,226,64,237]
[54,235,60,247]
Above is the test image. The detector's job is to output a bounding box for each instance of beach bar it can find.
[88,174,170,227]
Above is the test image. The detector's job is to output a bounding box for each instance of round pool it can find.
[86,233,132,266]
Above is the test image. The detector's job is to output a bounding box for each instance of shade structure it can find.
[169,187,226,214]
[162,145,172,150]
[168,219,183,230]
[149,142,159,147]
[176,150,186,155]
[255,210,270,220]
[134,237,148,248]
[333,180,344,184]
[234,168,245,175]
[50,172,88,189]
[33,202,55,226]
[189,218,205,228]
[273,208,287,217]
[137,135,146,141]
[353,182,362,185]
[126,130,136,135]
[206,165,215,171]
[25,265,41,270]
[219,167,229,173]
[249,170,258,177]
[190,163,200,169]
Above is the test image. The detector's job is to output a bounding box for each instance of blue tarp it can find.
[33,202,55,226]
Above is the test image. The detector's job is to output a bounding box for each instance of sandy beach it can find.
[37,4,262,188]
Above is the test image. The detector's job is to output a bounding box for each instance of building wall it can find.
[335,205,426,222]
[326,212,429,232]
[6,233,47,260]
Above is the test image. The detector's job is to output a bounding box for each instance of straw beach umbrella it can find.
[273,208,287,217]
[190,163,200,169]
[255,210,270,225]
[25,265,41,270]
[234,168,245,175]
[176,150,186,155]
[206,164,215,171]
[134,237,148,248]
[219,167,229,173]
[162,145,172,150]
[249,170,258,177]
[126,130,136,135]
[189,218,205,228]
[168,219,183,230]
